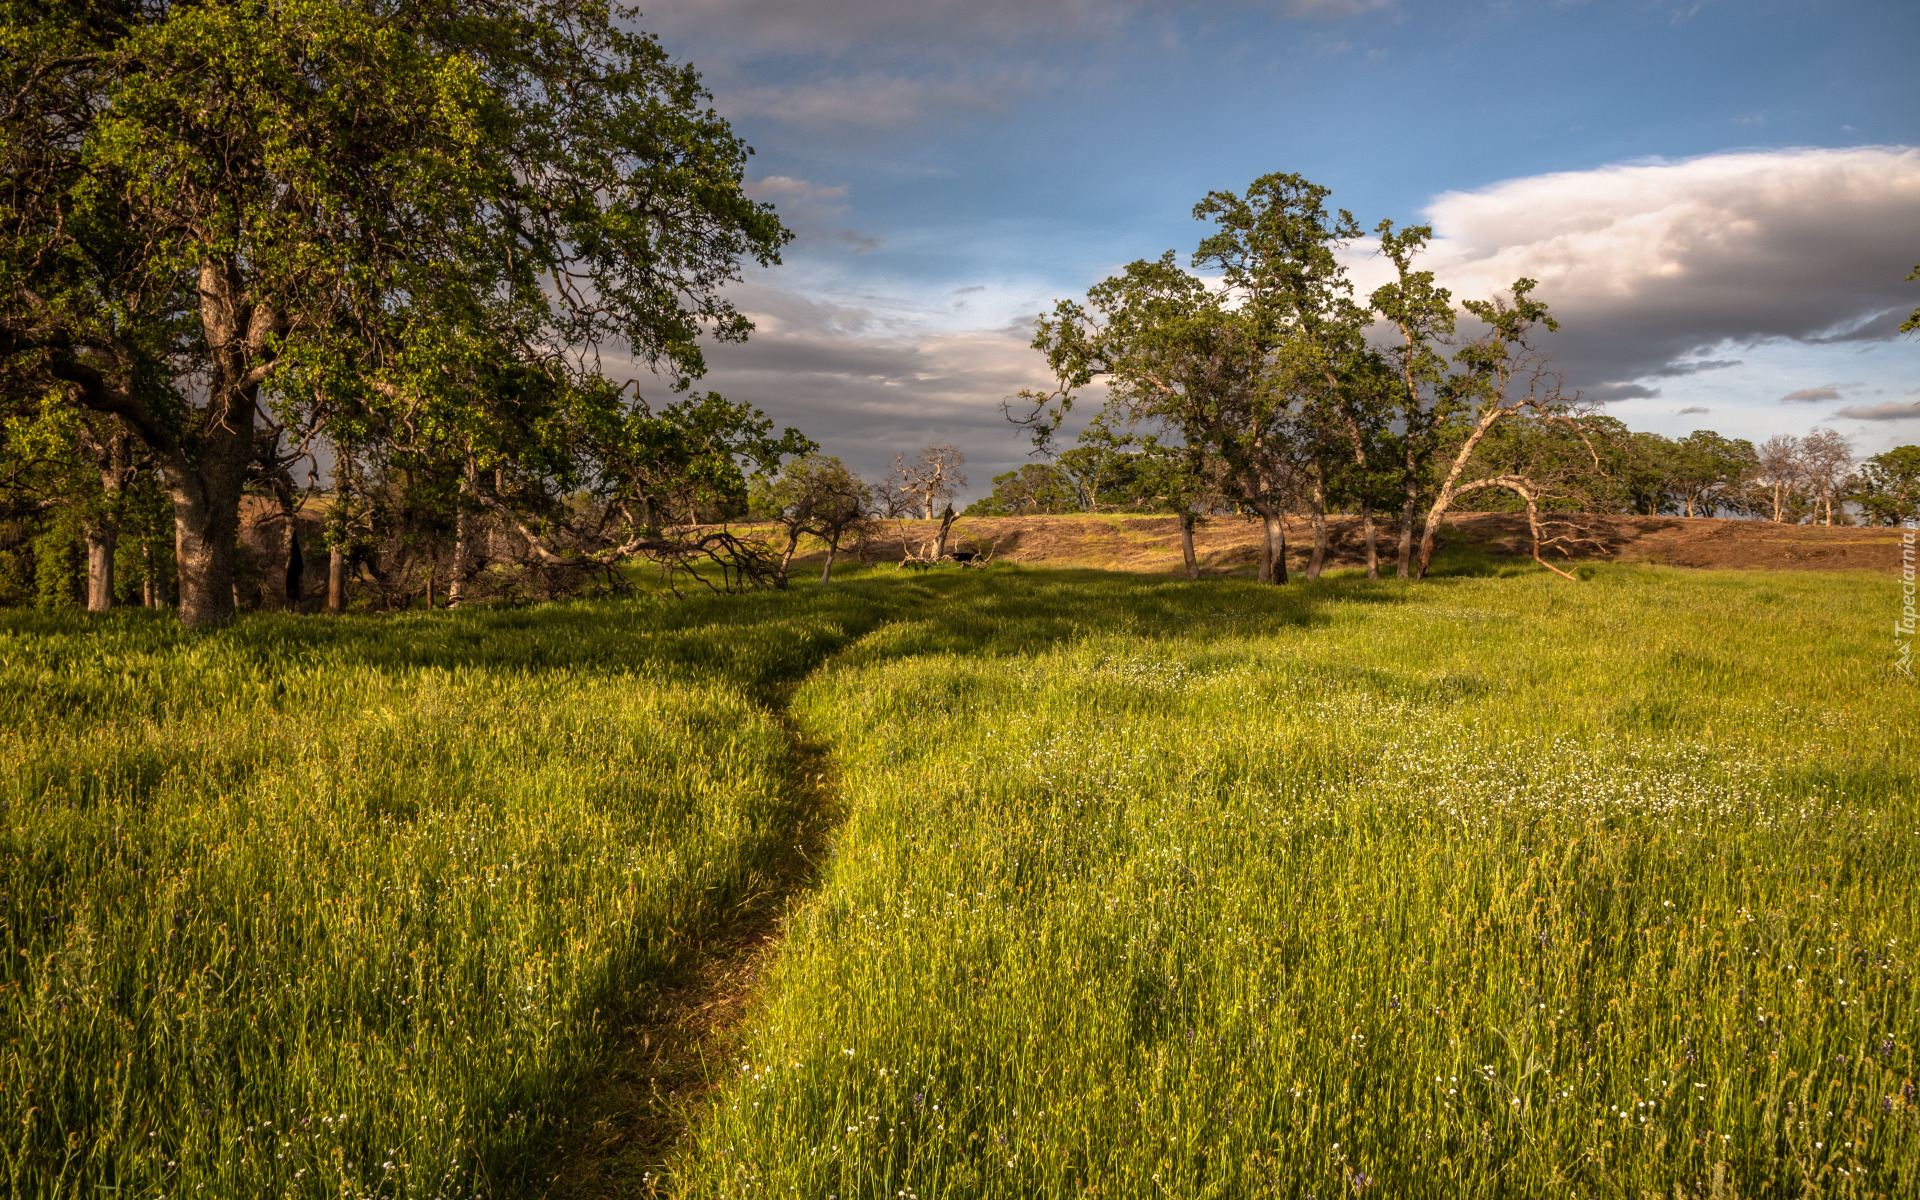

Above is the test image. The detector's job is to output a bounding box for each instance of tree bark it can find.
[168,261,272,627]
[1361,501,1379,580]
[1262,511,1288,584]
[449,506,472,606]
[1395,440,1421,579]
[328,545,346,615]
[170,461,245,627]
[449,460,476,607]
[85,526,115,611]
[932,507,957,560]
[1306,463,1328,580]
[1179,511,1198,580]
[776,526,802,587]
[820,540,837,584]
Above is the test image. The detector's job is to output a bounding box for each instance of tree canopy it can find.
[1,0,795,623]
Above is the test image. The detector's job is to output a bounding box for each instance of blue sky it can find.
[639,0,1920,496]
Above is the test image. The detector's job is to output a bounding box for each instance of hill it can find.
[850,512,1906,575]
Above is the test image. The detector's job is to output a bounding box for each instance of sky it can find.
[634,0,1920,501]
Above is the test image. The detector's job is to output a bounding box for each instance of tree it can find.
[1414,280,1592,580]
[965,464,1077,516]
[1015,252,1297,583]
[1670,430,1757,518]
[1753,434,1805,523]
[1,0,790,625]
[1797,428,1853,526]
[1904,264,1919,335]
[1848,445,1920,525]
[1194,175,1375,579]
[750,453,871,586]
[886,443,967,519]
[1370,221,1460,577]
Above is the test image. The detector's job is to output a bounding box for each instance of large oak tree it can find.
[2,0,788,624]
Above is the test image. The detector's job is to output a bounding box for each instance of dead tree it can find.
[887,444,967,519]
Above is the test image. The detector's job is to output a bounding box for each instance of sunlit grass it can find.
[680,565,1918,1198]
[0,584,918,1199]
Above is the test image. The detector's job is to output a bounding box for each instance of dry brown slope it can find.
[849,512,1905,576]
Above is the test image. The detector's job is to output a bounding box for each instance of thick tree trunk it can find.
[1179,511,1198,580]
[85,526,115,611]
[1262,511,1288,585]
[328,545,346,615]
[170,466,245,627]
[820,540,837,584]
[171,262,270,628]
[1306,465,1329,580]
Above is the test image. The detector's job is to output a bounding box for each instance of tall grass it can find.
[680,565,1919,1197]
[1,584,917,1199]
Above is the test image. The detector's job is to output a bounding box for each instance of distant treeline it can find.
[968,424,1920,528]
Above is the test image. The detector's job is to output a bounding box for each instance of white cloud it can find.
[1378,146,1920,401]
[1781,385,1843,403]
[1836,400,1920,421]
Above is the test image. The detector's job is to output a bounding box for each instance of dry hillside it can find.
[849,512,1907,576]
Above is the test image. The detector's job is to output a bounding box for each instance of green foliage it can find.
[29,519,79,610]
[1,0,796,619]
[1850,445,1920,526]
[679,567,1920,1197]
[965,464,1078,516]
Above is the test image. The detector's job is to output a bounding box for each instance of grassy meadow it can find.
[1,585,911,1199]
[5,560,1917,1198]
[677,565,1918,1198]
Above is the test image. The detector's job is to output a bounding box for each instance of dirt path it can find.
[532,706,843,1198]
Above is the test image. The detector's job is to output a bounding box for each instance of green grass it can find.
[9,563,1917,1198]
[675,565,1920,1198]
[0,583,920,1199]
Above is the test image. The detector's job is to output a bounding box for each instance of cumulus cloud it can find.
[1781,385,1843,403]
[1835,400,1920,421]
[701,147,1920,494]
[688,280,1050,483]
[1387,147,1920,400]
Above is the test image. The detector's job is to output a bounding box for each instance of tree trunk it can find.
[142,544,155,608]
[170,465,245,627]
[1395,449,1420,579]
[285,530,304,610]
[449,504,471,606]
[1306,464,1328,580]
[1361,502,1379,581]
[328,545,346,615]
[84,526,115,611]
[777,526,802,587]
[449,461,476,606]
[1262,511,1288,585]
[170,261,269,628]
[1179,511,1198,580]
[820,540,837,584]
[933,507,957,560]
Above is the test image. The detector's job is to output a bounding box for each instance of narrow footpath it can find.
[535,697,844,1199]
[530,578,961,1198]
